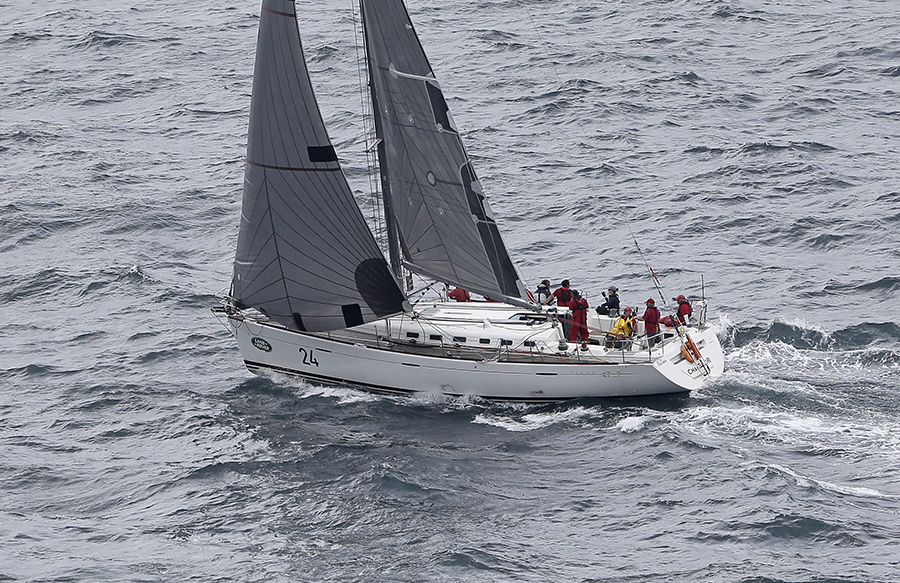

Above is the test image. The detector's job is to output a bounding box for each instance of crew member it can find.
[534,279,554,305]
[673,294,693,325]
[552,279,574,307]
[606,306,635,348]
[639,298,662,348]
[448,287,470,302]
[568,290,590,343]
[552,280,575,339]
[596,285,620,315]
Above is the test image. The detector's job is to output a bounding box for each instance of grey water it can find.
[2,0,899,581]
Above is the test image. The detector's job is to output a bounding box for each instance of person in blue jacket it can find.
[595,285,620,315]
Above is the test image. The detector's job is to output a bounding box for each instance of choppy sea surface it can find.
[2,0,900,581]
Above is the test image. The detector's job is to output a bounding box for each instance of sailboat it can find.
[212,0,725,402]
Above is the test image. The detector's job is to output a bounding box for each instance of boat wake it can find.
[472,406,597,432]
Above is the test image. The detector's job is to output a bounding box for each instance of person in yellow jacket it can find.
[605,307,635,349]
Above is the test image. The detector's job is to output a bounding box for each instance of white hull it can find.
[220,302,724,402]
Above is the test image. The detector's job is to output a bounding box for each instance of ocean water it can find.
[2,0,900,581]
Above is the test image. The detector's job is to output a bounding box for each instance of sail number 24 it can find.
[298,347,319,367]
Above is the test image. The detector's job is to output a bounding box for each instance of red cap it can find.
[645,298,655,304]
[674,294,687,301]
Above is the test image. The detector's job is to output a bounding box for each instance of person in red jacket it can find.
[448,287,470,302]
[568,289,590,343]
[639,298,662,348]
[673,294,693,325]
[552,279,573,307]
[551,280,575,340]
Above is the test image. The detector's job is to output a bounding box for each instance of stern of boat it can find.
[652,325,725,391]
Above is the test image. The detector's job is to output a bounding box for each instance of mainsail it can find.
[360,0,528,302]
[232,0,406,332]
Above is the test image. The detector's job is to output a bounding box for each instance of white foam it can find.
[294,382,380,404]
[760,462,899,500]
[127,264,160,283]
[672,402,900,459]
[473,406,593,431]
[616,416,649,433]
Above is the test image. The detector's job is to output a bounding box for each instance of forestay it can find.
[232,0,406,333]
[360,0,528,302]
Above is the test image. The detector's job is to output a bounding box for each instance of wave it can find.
[667,396,900,453]
[473,405,596,432]
[475,29,528,51]
[306,44,340,62]
[0,265,168,306]
[70,31,148,50]
[0,268,77,303]
[0,128,65,145]
[726,318,900,352]
[759,462,899,501]
[1,363,84,379]
[3,31,56,45]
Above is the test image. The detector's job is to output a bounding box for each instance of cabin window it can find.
[406,332,420,338]
[429,334,442,341]
[524,340,536,347]
[500,339,513,346]
[452,336,466,343]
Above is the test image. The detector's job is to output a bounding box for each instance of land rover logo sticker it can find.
[251,337,272,352]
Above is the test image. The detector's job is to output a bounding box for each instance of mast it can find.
[359,2,403,288]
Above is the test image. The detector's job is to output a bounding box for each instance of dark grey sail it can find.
[360,0,528,302]
[232,0,406,332]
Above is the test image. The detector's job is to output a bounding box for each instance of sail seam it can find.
[262,7,295,18]
[248,160,340,173]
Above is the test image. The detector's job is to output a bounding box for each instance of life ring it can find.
[686,335,702,361]
[680,344,695,363]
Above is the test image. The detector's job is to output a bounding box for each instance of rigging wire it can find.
[350,0,386,250]
[523,4,670,309]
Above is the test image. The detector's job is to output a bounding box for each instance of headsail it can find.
[360,0,528,301]
[233,0,407,332]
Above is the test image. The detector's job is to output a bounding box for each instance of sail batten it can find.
[232,0,407,332]
[360,0,528,300]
